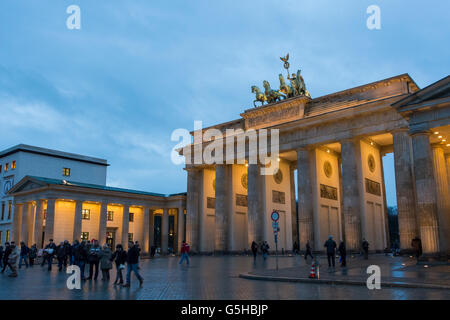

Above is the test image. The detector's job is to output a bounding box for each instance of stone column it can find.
[177,206,185,253]
[297,148,314,250]
[289,163,299,247]
[34,200,44,248]
[248,164,262,244]
[98,201,108,246]
[44,199,56,244]
[20,202,31,245]
[340,139,362,251]
[11,202,21,242]
[392,130,418,250]
[73,200,83,243]
[214,164,228,252]
[149,209,155,249]
[410,131,439,254]
[161,208,169,254]
[121,204,130,249]
[431,145,450,255]
[446,155,450,189]
[186,169,200,252]
[142,206,150,254]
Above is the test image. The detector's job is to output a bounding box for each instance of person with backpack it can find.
[100,243,113,281]
[179,240,190,265]
[250,241,258,262]
[112,244,127,285]
[324,235,337,272]
[123,241,143,288]
[18,242,29,269]
[28,244,37,267]
[87,240,101,280]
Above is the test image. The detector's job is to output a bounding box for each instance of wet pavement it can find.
[0,255,448,300]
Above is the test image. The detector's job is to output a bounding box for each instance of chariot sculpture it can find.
[251,53,311,107]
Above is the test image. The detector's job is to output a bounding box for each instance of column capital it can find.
[409,124,431,137]
[391,128,409,135]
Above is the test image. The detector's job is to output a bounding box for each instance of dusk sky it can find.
[1,1,449,206]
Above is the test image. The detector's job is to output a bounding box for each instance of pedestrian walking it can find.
[63,240,72,266]
[304,240,314,261]
[1,243,11,273]
[411,236,422,262]
[73,240,88,280]
[123,241,143,288]
[251,241,258,262]
[100,244,113,281]
[362,238,369,260]
[261,241,269,261]
[338,240,347,267]
[7,243,19,277]
[56,242,66,271]
[42,239,56,271]
[87,240,101,280]
[112,244,127,285]
[29,244,37,267]
[324,235,337,272]
[18,242,29,269]
[293,241,299,255]
[179,240,190,265]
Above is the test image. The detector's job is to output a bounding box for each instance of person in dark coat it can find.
[411,236,423,262]
[56,242,67,271]
[87,240,101,280]
[304,240,314,261]
[63,240,72,266]
[112,244,127,285]
[338,240,347,267]
[42,239,56,271]
[123,241,143,288]
[28,244,37,267]
[73,240,88,280]
[324,235,337,271]
[293,241,299,255]
[18,242,29,269]
[362,238,369,260]
[1,243,11,273]
[251,241,258,262]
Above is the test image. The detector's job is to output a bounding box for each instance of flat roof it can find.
[0,144,108,166]
[12,176,186,198]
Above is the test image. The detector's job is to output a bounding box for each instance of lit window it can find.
[6,230,10,242]
[128,233,134,242]
[4,163,8,172]
[129,212,134,222]
[63,168,71,176]
[7,202,12,220]
[81,232,90,241]
[107,211,114,221]
[82,209,91,220]
[11,161,16,170]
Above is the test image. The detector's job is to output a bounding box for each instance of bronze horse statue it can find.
[263,80,285,104]
[279,74,294,98]
[251,85,267,107]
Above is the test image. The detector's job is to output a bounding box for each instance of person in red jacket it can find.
[179,241,190,265]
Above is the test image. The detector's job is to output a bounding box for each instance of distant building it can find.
[0,145,186,254]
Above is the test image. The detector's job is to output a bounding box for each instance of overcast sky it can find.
[1,1,449,206]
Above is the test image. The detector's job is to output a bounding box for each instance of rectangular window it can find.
[81,232,89,241]
[7,202,12,220]
[107,211,114,221]
[4,163,8,172]
[6,230,10,242]
[1,202,4,220]
[129,212,134,222]
[82,209,90,220]
[63,168,71,176]
[128,233,134,242]
[11,161,16,170]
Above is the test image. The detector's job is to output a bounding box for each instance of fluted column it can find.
[214,164,228,252]
[149,209,155,249]
[34,200,44,248]
[186,169,200,251]
[98,201,108,246]
[392,130,418,250]
[121,204,130,249]
[410,131,439,254]
[161,208,169,254]
[248,164,262,245]
[73,200,83,243]
[142,206,150,254]
[177,206,185,253]
[431,145,450,255]
[297,148,314,250]
[340,139,362,251]
[11,202,21,242]
[446,155,450,190]
[290,164,299,246]
[20,203,30,245]
[44,199,56,244]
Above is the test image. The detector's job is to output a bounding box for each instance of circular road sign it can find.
[271,210,279,222]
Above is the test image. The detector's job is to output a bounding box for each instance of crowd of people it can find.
[0,238,146,287]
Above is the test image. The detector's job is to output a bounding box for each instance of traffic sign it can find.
[271,211,279,222]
